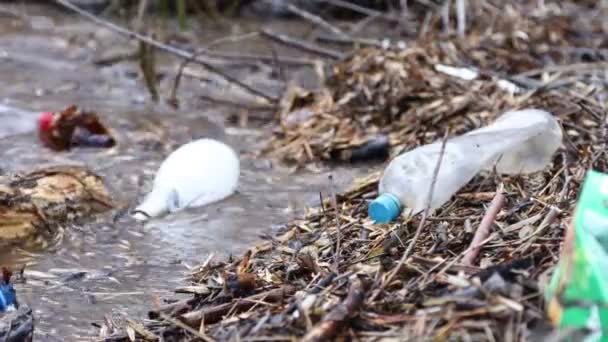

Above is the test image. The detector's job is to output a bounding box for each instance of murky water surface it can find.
[0,5,379,340]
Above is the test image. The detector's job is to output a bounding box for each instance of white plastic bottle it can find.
[368,109,563,223]
[132,138,240,221]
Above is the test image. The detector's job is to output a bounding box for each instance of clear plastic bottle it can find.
[368,109,563,223]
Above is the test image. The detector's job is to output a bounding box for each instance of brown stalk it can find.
[301,277,370,342]
[461,188,506,266]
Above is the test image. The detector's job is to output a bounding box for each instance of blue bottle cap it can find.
[368,193,402,223]
[0,283,16,312]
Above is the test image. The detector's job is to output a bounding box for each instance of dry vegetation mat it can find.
[100,1,608,341]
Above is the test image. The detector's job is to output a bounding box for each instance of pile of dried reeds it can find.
[100,1,608,341]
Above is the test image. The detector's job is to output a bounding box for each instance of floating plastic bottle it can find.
[132,138,240,221]
[368,109,563,223]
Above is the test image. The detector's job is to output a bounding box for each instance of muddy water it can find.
[0,5,380,340]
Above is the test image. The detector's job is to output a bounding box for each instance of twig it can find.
[53,0,277,104]
[198,94,275,111]
[285,272,336,315]
[515,205,562,254]
[515,172,569,254]
[169,47,309,107]
[370,130,449,302]
[260,29,344,60]
[282,1,349,38]
[148,297,197,319]
[158,312,216,342]
[420,231,501,290]
[301,277,370,342]
[461,188,506,266]
[133,0,148,33]
[0,7,21,19]
[204,51,314,66]
[169,48,215,108]
[313,0,397,21]
[315,34,384,47]
[180,286,296,328]
[348,12,384,36]
[205,32,260,49]
[93,50,139,66]
[125,319,158,341]
[328,174,341,271]
[514,62,608,79]
[270,44,288,105]
[138,37,159,102]
[169,31,311,107]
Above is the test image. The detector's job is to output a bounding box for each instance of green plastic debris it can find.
[545,169,608,341]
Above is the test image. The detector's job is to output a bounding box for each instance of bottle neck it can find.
[133,188,169,220]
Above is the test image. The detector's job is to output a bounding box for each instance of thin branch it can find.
[198,94,275,111]
[328,174,341,271]
[158,312,216,342]
[461,188,506,266]
[282,1,349,38]
[133,0,148,32]
[54,0,278,104]
[169,48,214,108]
[180,286,296,328]
[313,0,397,21]
[205,51,314,66]
[514,61,608,79]
[260,28,344,60]
[205,31,260,49]
[316,34,384,47]
[301,277,369,342]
